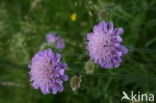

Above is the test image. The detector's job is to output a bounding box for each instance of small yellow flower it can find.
[70,13,77,22]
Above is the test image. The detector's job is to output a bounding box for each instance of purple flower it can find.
[86,21,128,69]
[55,36,65,49]
[29,48,68,94]
[46,33,65,49]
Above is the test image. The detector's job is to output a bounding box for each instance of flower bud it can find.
[85,61,95,73]
[98,9,108,20]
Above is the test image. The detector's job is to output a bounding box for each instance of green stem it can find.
[66,70,156,83]
[1,57,156,83]
[128,46,156,53]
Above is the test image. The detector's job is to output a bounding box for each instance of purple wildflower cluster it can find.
[28,21,128,94]
[29,49,68,94]
[86,21,128,69]
[46,33,65,49]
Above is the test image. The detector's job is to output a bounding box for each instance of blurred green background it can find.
[0,0,156,103]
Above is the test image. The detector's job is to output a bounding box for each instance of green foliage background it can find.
[0,0,156,103]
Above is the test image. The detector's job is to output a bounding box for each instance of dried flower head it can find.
[70,76,82,92]
[46,33,65,49]
[85,61,95,73]
[86,21,128,69]
[29,49,68,94]
[98,9,108,19]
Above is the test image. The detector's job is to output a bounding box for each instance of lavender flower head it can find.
[29,48,68,94]
[46,33,65,49]
[86,21,128,69]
